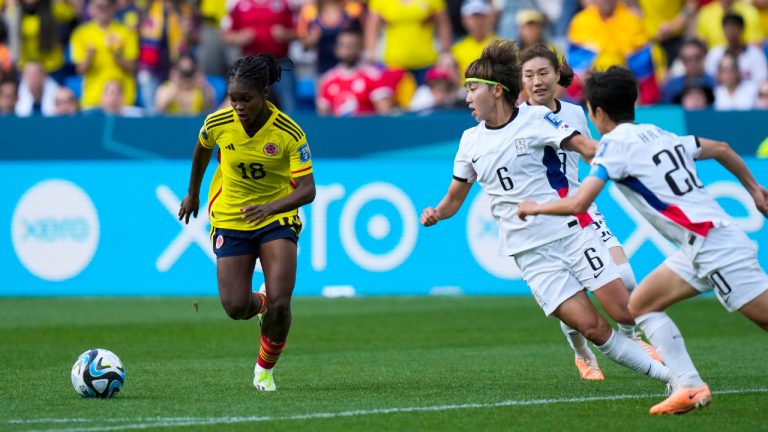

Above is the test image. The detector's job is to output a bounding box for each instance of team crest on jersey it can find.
[299,143,312,163]
[544,112,563,129]
[263,142,279,156]
[514,138,528,156]
[215,235,224,249]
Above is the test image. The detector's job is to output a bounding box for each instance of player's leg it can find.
[738,291,768,330]
[212,229,264,320]
[253,236,298,392]
[558,320,603,380]
[553,288,669,384]
[629,260,710,414]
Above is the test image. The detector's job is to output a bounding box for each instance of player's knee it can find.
[221,299,249,320]
[267,297,291,322]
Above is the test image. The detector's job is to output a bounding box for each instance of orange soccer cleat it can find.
[633,335,664,363]
[649,384,711,415]
[575,356,605,380]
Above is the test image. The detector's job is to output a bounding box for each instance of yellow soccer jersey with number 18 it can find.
[198,103,313,231]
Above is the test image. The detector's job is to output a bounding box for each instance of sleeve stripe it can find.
[274,123,301,141]
[694,136,701,148]
[207,118,234,130]
[291,166,312,174]
[275,116,304,139]
[453,175,469,183]
[205,110,233,126]
[277,114,305,138]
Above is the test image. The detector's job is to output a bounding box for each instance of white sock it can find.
[636,311,704,389]
[254,364,273,375]
[617,262,637,291]
[560,321,594,359]
[617,323,636,339]
[596,330,670,383]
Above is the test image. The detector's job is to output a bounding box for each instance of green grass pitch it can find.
[1,296,765,431]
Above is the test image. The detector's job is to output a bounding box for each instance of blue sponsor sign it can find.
[1,159,767,296]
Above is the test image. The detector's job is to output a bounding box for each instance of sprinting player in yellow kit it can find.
[178,54,316,392]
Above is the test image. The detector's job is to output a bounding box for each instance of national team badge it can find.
[263,142,279,156]
[215,235,224,249]
[514,138,528,156]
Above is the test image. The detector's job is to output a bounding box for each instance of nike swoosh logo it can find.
[472,156,480,163]
[688,392,699,400]
[593,269,605,279]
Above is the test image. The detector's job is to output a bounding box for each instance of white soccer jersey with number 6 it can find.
[453,105,582,256]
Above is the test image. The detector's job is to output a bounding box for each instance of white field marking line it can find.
[12,388,768,432]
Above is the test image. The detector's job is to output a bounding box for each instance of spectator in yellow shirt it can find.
[696,0,764,48]
[4,0,78,82]
[451,0,498,80]
[365,0,453,85]
[70,0,139,109]
[636,0,698,67]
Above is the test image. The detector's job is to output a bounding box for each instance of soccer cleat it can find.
[633,335,664,363]
[253,370,276,392]
[649,384,711,415]
[575,356,605,380]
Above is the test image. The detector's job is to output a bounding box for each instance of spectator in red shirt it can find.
[317,27,395,116]
[222,0,298,112]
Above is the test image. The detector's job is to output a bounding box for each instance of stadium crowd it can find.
[0,0,767,117]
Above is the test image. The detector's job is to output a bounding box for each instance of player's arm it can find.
[518,167,607,220]
[561,133,599,163]
[420,179,472,226]
[178,139,213,224]
[697,137,768,215]
[242,173,317,224]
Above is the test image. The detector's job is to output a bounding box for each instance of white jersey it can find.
[453,105,581,255]
[519,100,599,225]
[592,123,731,246]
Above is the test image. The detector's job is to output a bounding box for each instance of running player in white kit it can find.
[420,40,670,389]
[519,43,660,380]
[518,66,768,415]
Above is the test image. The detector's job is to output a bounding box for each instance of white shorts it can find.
[513,227,621,316]
[588,211,622,250]
[664,224,768,312]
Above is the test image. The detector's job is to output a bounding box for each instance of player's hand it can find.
[241,203,276,225]
[517,200,538,221]
[178,195,200,224]
[751,185,768,217]
[420,207,441,227]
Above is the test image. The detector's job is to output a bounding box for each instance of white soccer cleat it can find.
[253,369,276,392]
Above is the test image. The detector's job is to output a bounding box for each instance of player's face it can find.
[522,57,559,107]
[465,82,495,122]
[228,80,267,124]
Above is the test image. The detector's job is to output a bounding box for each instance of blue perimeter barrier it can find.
[1,158,766,296]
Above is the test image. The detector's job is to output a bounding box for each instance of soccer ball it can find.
[71,348,126,398]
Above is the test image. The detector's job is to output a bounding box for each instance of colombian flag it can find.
[627,45,660,105]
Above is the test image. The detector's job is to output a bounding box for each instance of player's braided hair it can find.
[519,43,575,88]
[227,54,282,90]
[464,39,521,107]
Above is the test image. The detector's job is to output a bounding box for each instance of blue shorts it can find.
[211,218,300,258]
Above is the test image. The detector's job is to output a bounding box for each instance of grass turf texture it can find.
[1,296,765,432]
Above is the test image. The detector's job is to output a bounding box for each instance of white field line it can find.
[10,388,767,432]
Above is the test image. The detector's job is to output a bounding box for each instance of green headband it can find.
[464,77,510,92]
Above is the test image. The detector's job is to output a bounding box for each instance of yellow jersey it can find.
[369,0,446,70]
[199,103,313,231]
[69,20,139,108]
[451,34,499,80]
